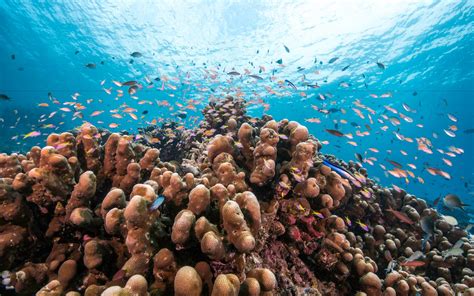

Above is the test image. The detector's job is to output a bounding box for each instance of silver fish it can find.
[405,251,424,262]
[385,260,397,274]
[420,214,435,250]
[443,194,468,211]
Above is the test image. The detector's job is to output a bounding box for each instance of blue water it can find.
[0,1,473,208]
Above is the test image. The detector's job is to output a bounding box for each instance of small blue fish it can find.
[285,79,297,90]
[322,159,357,184]
[149,195,165,211]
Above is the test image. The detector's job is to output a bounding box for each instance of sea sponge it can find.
[161,172,187,206]
[171,209,196,247]
[102,274,149,296]
[103,133,120,178]
[174,266,202,296]
[0,178,29,224]
[139,148,160,172]
[195,217,225,260]
[359,272,382,296]
[222,200,256,253]
[211,273,240,296]
[83,240,105,270]
[250,127,279,186]
[152,248,177,292]
[188,184,211,215]
[57,259,76,289]
[293,177,320,198]
[124,195,148,229]
[124,274,149,295]
[112,136,136,186]
[0,153,23,178]
[76,123,102,175]
[119,162,141,195]
[26,146,75,208]
[237,122,255,169]
[104,208,125,235]
[240,277,261,296]
[246,268,277,294]
[288,141,317,182]
[100,188,126,218]
[207,135,234,163]
[0,224,29,270]
[65,171,97,220]
[195,261,213,293]
[47,132,77,159]
[131,183,157,203]
[288,121,309,154]
[326,171,346,204]
[36,279,63,296]
[234,191,261,235]
[69,207,93,227]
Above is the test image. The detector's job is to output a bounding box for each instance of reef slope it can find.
[0,96,472,295]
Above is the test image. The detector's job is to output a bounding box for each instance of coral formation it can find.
[0,96,473,296]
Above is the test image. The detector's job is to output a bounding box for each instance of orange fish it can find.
[305,118,321,123]
[386,208,414,224]
[400,260,425,267]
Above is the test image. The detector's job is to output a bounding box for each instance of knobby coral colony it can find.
[0,96,473,296]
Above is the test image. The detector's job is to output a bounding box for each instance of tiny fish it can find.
[150,195,165,211]
[376,61,386,70]
[443,129,456,137]
[276,58,283,64]
[433,195,441,206]
[248,74,263,80]
[312,211,325,219]
[447,113,457,122]
[342,65,350,71]
[325,129,344,137]
[85,63,96,69]
[284,45,290,53]
[328,57,339,64]
[405,251,424,262]
[387,159,402,168]
[420,214,435,250]
[128,85,138,95]
[130,51,143,58]
[285,79,297,90]
[122,80,138,86]
[344,216,352,226]
[400,260,425,267]
[463,128,474,134]
[227,71,240,76]
[24,131,41,138]
[386,208,414,225]
[0,94,11,101]
[90,110,103,117]
[356,220,369,232]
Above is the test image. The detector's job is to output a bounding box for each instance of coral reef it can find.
[0,96,473,296]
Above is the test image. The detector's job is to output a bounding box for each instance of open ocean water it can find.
[0,0,473,220]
